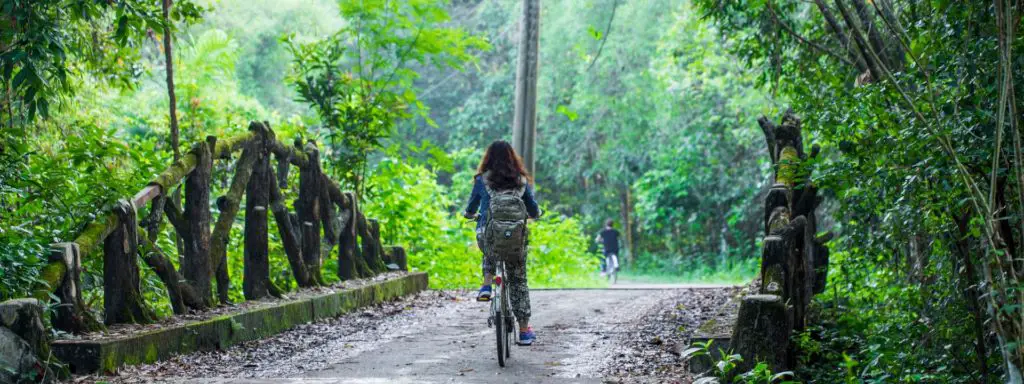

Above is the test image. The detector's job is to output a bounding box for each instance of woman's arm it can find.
[464,177,484,217]
[523,184,541,219]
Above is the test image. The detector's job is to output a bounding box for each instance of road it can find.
[98,286,734,384]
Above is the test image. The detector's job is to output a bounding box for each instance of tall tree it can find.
[163,0,181,161]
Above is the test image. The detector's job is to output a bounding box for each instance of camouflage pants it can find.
[478,231,531,323]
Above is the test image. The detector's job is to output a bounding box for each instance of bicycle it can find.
[466,213,515,367]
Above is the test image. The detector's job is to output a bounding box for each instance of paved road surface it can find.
[102,286,733,384]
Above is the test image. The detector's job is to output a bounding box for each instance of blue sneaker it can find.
[477,285,492,302]
[518,327,536,346]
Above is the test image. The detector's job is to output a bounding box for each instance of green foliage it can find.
[191,0,344,114]
[0,90,167,300]
[694,0,1022,380]
[362,151,476,288]
[526,215,604,288]
[1,0,198,300]
[624,254,758,285]
[792,249,999,383]
[362,147,600,289]
[285,0,488,193]
[683,340,799,384]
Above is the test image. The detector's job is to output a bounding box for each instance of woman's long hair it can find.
[476,140,532,190]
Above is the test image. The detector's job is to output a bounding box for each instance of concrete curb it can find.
[53,272,428,374]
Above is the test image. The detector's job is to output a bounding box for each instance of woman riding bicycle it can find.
[464,140,540,346]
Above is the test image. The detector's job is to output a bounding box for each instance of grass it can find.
[619,257,759,285]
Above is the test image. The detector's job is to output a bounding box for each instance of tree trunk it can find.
[511,0,540,174]
[953,214,992,381]
[620,185,635,266]
[182,140,214,308]
[103,200,155,325]
[834,0,884,82]
[162,0,179,160]
[812,0,868,72]
[849,0,893,69]
[740,111,828,370]
[760,236,788,296]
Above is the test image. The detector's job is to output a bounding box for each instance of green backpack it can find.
[483,177,529,261]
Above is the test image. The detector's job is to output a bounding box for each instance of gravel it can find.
[600,287,739,383]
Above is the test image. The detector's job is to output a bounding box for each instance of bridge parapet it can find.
[26,121,400,333]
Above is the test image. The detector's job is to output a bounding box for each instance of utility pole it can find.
[512,0,540,175]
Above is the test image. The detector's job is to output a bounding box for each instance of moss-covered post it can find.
[182,140,215,308]
[355,207,386,274]
[47,243,103,333]
[730,295,790,372]
[138,229,204,313]
[385,246,408,271]
[368,219,388,270]
[338,192,359,280]
[209,129,260,304]
[269,166,311,288]
[103,200,155,325]
[244,122,282,299]
[760,236,787,296]
[297,140,325,286]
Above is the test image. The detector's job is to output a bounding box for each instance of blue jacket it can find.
[464,175,541,229]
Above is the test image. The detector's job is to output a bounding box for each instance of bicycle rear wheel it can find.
[493,270,506,368]
[495,305,506,367]
[503,284,512,357]
[505,316,512,357]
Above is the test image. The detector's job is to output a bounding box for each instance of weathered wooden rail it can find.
[29,121,403,333]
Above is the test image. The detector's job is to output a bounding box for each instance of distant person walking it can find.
[596,219,621,276]
[464,140,541,345]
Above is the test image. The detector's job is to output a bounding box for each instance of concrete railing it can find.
[28,121,405,333]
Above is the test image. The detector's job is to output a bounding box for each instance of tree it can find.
[162,0,181,161]
[285,0,488,197]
